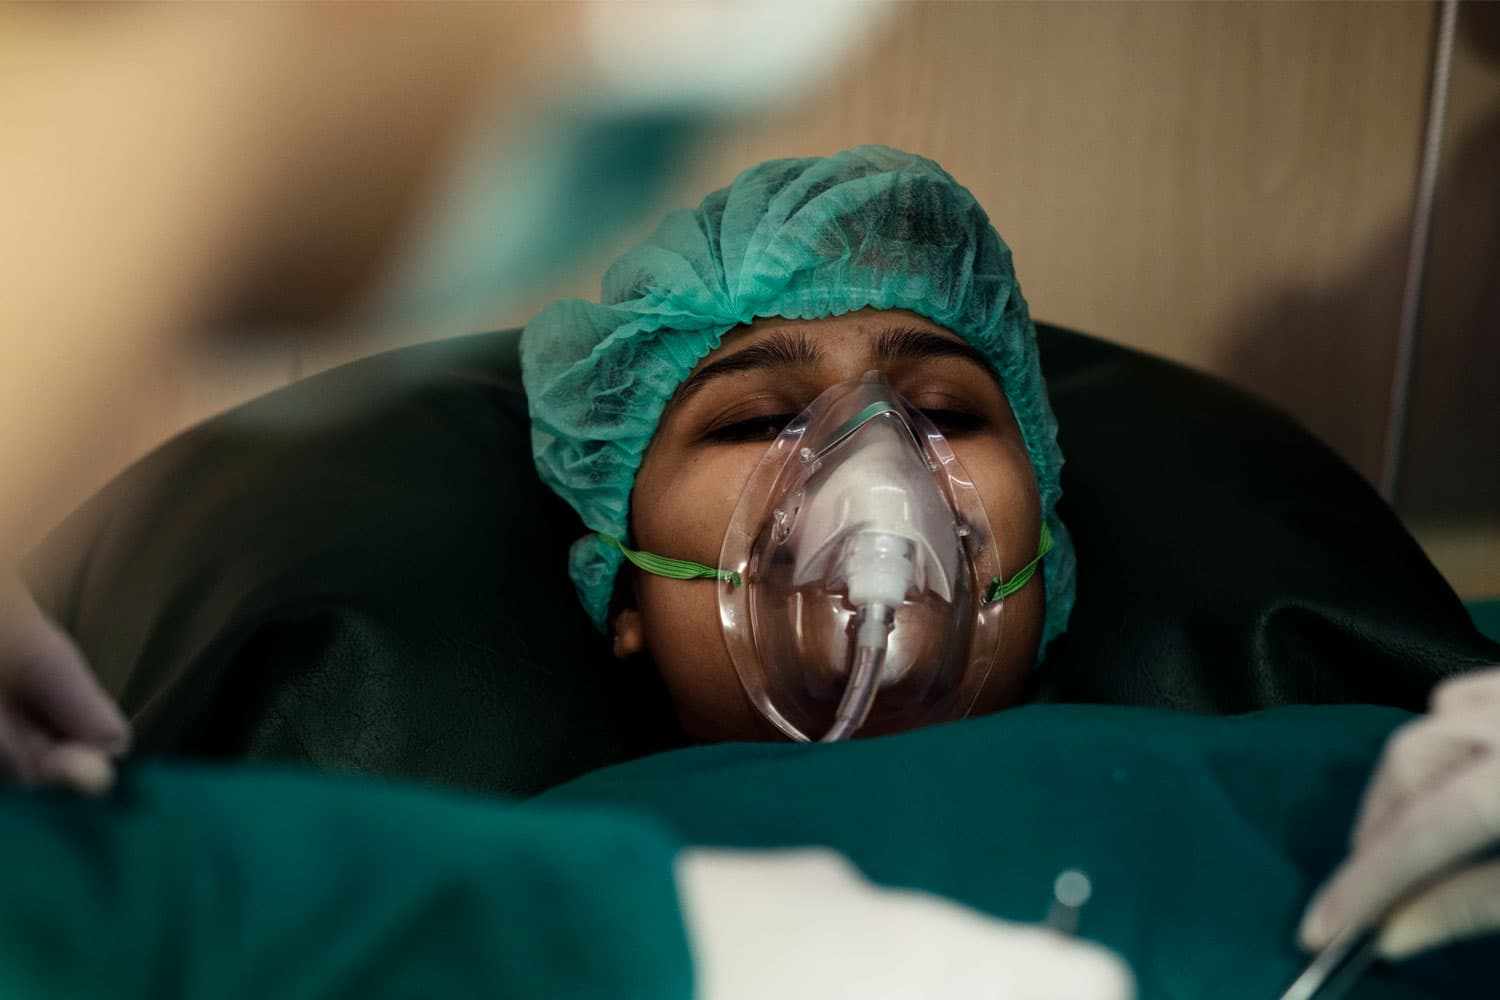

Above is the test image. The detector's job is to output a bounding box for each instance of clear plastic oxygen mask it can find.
[718,375,1007,742]
[602,373,1051,743]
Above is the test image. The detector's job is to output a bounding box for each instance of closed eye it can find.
[703,408,984,445]
[701,413,798,444]
[919,408,986,436]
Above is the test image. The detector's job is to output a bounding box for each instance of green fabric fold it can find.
[0,763,692,1000]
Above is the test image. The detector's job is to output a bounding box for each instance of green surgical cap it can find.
[521,145,1075,656]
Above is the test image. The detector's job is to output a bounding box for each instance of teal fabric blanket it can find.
[0,765,692,1000]
[1,705,1488,999]
[539,704,1485,1000]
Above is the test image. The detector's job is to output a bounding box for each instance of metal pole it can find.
[1381,0,1461,504]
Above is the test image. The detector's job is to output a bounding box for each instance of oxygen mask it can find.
[604,374,1051,742]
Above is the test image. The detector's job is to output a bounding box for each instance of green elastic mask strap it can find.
[600,535,742,587]
[984,521,1054,605]
[602,522,1051,604]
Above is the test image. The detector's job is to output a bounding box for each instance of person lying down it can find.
[521,146,1500,970]
[522,145,1071,744]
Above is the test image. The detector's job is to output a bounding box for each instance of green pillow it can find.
[538,704,1485,999]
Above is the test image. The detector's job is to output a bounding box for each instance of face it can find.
[618,309,1045,742]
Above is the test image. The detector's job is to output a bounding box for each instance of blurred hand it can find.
[0,573,129,794]
[678,848,1133,1000]
[1299,666,1500,958]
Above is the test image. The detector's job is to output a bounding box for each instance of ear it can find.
[612,607,646,660]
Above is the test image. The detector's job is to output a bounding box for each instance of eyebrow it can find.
[673,323,997,403]
[674,329,823,402]
[871,326,996,379]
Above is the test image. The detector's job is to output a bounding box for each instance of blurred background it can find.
[83,0,1499,601]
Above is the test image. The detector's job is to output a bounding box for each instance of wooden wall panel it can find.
[496,0,1436,485]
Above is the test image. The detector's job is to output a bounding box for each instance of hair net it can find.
[521,145,1075,656]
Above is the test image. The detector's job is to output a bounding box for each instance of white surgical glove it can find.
[1299,665,1500,958]
[677,847,1134,1000]
[0,573,129,794]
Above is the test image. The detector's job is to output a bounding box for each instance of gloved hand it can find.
[1299,665,1500,958]
[677,848,1134,1000]
[0,573,129,794]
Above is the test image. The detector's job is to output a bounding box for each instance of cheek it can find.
[954,436,1044,713]
[956,437,1041,573]
[972,574,1043,713]
[632,448,752,563]
[636,573,766,741]
[630,444,769,740]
